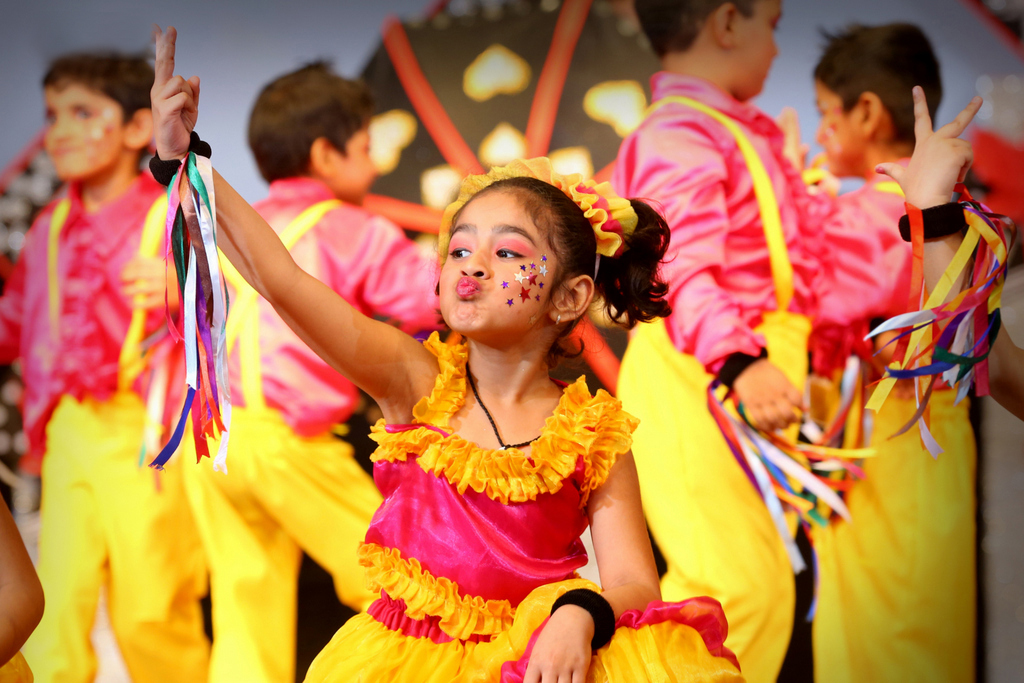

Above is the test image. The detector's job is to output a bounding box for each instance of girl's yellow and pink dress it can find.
[304,334,744,682]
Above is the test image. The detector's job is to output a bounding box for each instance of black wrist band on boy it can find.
[550,589,616,651]
[150,132,212,186]
[897,203,967,243]
[718,347,769,390]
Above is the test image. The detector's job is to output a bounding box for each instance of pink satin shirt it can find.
[613,73,832,374]
[811,173,912,375]
[233,177,441,436]
[0,173,166,472]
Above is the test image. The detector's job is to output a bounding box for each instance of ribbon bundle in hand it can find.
[151,152,232,472]
[866,185,1010,456]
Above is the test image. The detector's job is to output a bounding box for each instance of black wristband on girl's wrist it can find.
[550,588,616,650]
[149,131,212,186]
[898,202,967,242]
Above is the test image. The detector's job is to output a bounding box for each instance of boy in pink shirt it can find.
[181,63,441,683]
[807,25,977,682]
[614,2,832,680]
[5,53,209,683]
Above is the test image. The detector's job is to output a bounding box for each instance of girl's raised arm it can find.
[151,26,437,419]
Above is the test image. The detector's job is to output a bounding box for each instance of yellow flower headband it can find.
[438,157,638,265]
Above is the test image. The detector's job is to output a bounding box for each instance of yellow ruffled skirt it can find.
[304,579,744,682]
[0,653,32,683]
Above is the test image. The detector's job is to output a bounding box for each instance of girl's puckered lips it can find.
[456,277,481,299]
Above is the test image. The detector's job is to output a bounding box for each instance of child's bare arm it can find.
[524,451,660,682]
[587,451,662,613]
[0,497,43,665]
[151,26,435,417]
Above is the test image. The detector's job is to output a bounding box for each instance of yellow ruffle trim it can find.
[359,542,515,640]
[411,333,468,427]
[438,158,637,261]
[371,334,639,506]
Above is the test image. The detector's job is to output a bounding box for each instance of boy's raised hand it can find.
[876,87,982,209]
[151,25,200,161]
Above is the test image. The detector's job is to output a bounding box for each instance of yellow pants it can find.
[814,389,976,682]
[183,406,383,683]
[618,314,809,683]
[22,393,209,683]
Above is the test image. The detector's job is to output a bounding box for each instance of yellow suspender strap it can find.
[220,199,342,409]
[646,96,795,312]
[118,195,170,390]
[46,199,72,337]
[873,181,905,197]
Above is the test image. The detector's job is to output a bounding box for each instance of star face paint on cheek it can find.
[539,265,548,276]
[502,281,509,288]
[507,298,514,307]
[514,271,526,284]
[519,286,531,302]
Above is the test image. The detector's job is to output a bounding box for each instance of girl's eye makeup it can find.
[496,248,522,259]
[450,248,470,259]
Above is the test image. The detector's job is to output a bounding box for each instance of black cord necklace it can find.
[466,364,539,450]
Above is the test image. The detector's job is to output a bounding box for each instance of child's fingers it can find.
[911,86,934,143]
[953,138,974,182]
[153,25,177,88]
[875,162,906,185]
[938,96,983,140]
[188,75,201,110]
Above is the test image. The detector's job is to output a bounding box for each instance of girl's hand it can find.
[523,606,594,683]
[151,25,200,161]
[876,88,982,209]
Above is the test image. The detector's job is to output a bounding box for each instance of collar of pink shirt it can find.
[265,176,338,207]
[60,171,163,258]
[649,71,784,143]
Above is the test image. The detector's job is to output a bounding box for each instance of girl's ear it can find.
[549,273,596,324]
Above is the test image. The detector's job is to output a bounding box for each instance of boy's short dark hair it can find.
[635,0,756,57]
[43,52,155,120]
[814,23,942,144]
[248,62,374,183]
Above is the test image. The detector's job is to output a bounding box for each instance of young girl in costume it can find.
[151,26,743,683]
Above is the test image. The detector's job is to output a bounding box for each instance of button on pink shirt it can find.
[236,177,441,436]
[613,73,832,374]
[0,173,166,470]
[811,172,911,375]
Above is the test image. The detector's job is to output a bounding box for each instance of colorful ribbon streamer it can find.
[866,186,1010,455]
[151,153,232,472]
[708,379,875,617]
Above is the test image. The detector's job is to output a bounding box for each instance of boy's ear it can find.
[124,108,154,153]
[708,2,742,50]
[308,136,342,179]
[856,91,896,142]
[549,274,596,324]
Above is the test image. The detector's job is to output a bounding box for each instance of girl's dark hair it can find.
[460,177,672,364]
